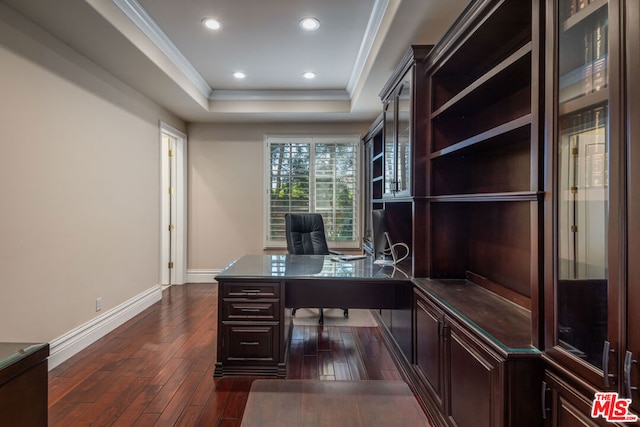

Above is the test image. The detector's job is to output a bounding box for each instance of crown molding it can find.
[112,0,212,98]
[210,89,351,102]
[113,0,386,105]
[346,0,390,97]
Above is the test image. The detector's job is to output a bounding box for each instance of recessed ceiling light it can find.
[202,18,222,30]
[233,71,246,79]
[299,17,320,31]
[303,72,317,79]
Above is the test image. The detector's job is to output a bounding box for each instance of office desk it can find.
[0,342,49,426]
[214,254,412,377]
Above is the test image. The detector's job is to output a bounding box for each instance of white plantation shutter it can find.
[265,135,360,248]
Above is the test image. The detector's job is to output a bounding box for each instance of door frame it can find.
[160,121,187,285]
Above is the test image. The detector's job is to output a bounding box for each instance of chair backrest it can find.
[285,213,330,255]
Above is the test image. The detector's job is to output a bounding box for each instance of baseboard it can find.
[187,269,221,283]
[48,285,162,370]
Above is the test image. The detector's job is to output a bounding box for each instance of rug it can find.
[241,380,432,427]
[289,308,377,327]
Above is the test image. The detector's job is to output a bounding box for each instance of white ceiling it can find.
[1,0,469,123]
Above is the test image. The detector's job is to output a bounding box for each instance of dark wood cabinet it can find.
[0,343,49,426]
[447,319,503,427]
[542,370,604,427]
[360,0,640,423]
[625,0,640,415]
[542,0,640,422]
[362,114,384,255]
[425,0,542,325]
[411,281,542,427]
[363,0,546,425]
[378,45,432,200]
[215,280,286,377]
[363,45,432,277]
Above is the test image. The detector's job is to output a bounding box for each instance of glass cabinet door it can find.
[555,0,610,374]
[396,73,412,195]
[384,98,396,195]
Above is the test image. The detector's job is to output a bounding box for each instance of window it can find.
[265,135,360,248]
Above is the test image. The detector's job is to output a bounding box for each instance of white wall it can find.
[187,121,370,271]
[0,7,185,343]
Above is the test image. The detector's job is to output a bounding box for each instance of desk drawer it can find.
[223,323,280,361]
[222,282,280,298]
[222,300,279,320]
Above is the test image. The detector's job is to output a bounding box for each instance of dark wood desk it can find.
[214,255,412,377]
[0,342,49,426]
[241,379,431,427]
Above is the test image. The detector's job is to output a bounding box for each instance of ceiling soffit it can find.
[110,0,392,111]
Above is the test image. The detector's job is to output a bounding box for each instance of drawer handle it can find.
[240,341,260,346]
[603,341,616,387]
[624,351,638,398]
[242,289,261,294]
[240,308,261,312]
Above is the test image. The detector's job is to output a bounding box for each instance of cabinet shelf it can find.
[563,0,608,32]
[559,88,608,115]
[431,42,532,120]
[428,191,540,203]
[431,114,531,159]
[430,0,531,111]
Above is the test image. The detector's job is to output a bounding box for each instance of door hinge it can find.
[168,149,174,157]
[572,147,579,155]
[571,225,578,233]
[168,187,174,194]
[168,224,174,231]
[168,262,174,269]
[571,186,578,194]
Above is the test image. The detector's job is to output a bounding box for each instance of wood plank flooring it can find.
[48,283,418,426]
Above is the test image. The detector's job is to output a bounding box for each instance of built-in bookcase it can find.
[425,0,541,311]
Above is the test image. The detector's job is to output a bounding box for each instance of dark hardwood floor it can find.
[48,283,418,426]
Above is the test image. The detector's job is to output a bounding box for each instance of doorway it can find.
[160,122,187,286]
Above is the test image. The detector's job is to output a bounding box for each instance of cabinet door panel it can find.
[625,0,640,413]
[415,292,444,407]
[546,0,620,390]
[396,75,412,196]
[543,371,603,427]
[384,101,396,196]
[448,321,503,427]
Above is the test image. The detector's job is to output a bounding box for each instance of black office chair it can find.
[285,213,349,324]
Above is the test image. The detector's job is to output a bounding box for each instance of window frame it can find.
[263,134,361,250]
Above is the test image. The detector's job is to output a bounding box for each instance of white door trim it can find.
[160,121,187,285]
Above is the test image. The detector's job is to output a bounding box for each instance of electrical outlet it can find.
[96,297,103,312]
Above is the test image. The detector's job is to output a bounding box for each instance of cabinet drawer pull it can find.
[240,341,260,346]
[541,381,550,420]
[624,351,638,398]
[240,308,261,312]
[603,341,615,387]
[242,289,261,294]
